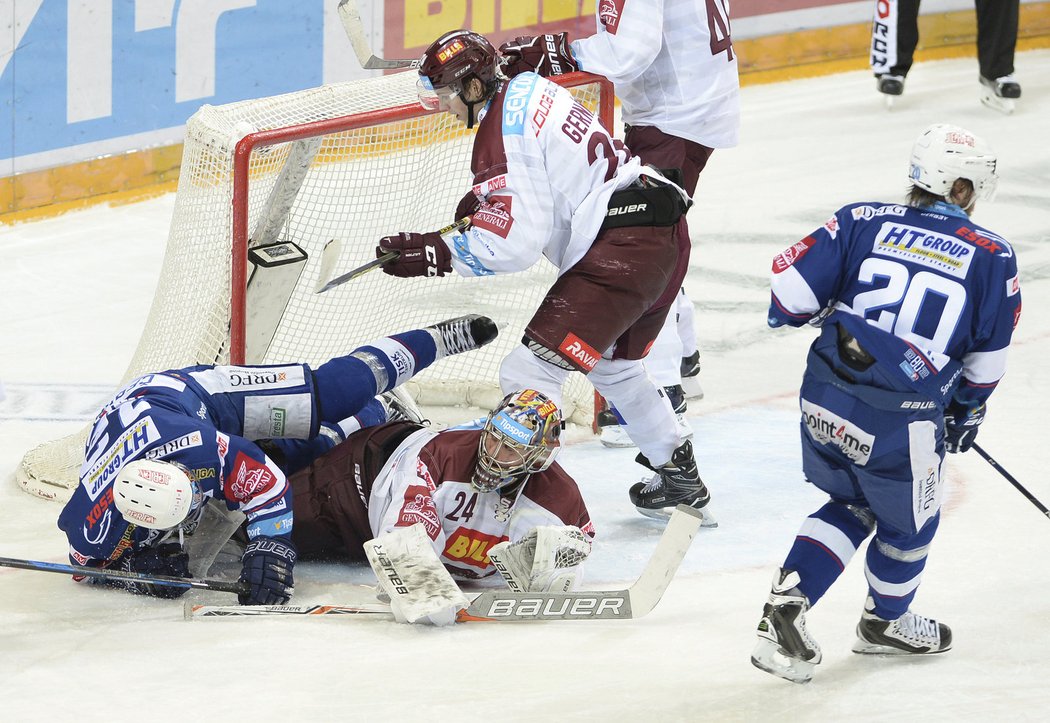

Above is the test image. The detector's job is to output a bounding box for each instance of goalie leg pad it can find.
[365,524,468,626]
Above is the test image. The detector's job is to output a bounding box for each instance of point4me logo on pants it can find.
[801,400,875,465]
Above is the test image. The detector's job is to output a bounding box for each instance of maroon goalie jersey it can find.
[290,422,594,580]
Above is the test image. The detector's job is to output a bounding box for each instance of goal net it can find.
[16,70,613,502]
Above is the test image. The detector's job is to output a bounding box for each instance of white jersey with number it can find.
[367,427,594,580]
[570,0,740,148]
[449,72,686,278]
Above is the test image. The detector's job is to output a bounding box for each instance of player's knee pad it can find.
[499,344,570,405]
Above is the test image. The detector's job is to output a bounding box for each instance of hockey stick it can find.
[314,218,471,294]
[187,503,703,621]
[337,0,418,70]
[971,443,1050,519]
[0,555,248,595]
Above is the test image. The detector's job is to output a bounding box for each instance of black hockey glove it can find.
[377,231,452,278]
[113,542,191,599]
[499,33,578,78]
[944,402,986,454]
[239,536,297,606]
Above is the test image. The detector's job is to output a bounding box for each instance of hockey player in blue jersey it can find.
[750,124,1021,683]
[57,315,497,605]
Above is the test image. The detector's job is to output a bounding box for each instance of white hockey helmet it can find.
[909,123,998,201]
[114,459,200,530]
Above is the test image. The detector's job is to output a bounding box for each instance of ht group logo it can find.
[1,2,321,162]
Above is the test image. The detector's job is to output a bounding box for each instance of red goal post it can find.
[16,71,614,502]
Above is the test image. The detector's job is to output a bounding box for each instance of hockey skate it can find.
[378,386,428,424]
[680,351,704,400]
[852,597,952,655]
[980,75,1021,115]
[596,408,635,448]
[427,314,498,358]
[751,568,821,684]
[629,440,715,525]
[876,74,905,109]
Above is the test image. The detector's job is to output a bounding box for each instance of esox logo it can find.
[558,333,600,371]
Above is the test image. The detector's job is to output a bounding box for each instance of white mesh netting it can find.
[16,71,610,501]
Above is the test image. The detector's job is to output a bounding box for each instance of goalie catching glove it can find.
[488,525,591,593]
[377,231,452,278]
[499,33,578,78]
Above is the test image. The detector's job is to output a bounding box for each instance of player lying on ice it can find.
[373,30,714,525]
[57,315,497,606]
[285,388,594,626]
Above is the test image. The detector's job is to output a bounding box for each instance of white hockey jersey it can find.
[367,427,594,580]
[448,72,686,277]
[570,0,740,148]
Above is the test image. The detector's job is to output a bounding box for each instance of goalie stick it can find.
[314,218,471,294]
[187,503,703,621]
[337,0,418,70]
[0,555,248,595]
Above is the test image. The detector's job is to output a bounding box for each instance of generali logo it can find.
[598,0,626,34]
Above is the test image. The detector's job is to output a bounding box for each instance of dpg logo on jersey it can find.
[191,365,305,393]
[444,527,503,570]
[398,487,440,538]
[801,400,875,465]
[772,236,817,274]
[598,0,627,34]
[503,74,537,136]
[226,452,278,502]
[873,223,974,279]
[559,332,600,371]
[144,430,203,460]
[851,204,907,221]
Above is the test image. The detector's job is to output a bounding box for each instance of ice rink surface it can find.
[2,52,1049,721]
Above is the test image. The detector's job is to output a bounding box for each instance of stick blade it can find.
[626,504,704,617]
[313,238,343,294]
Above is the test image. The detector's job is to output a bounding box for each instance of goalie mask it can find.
[114,459,203,531]
[909,123,999,202]
[417,29,500,128]
[473,390,563,495]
